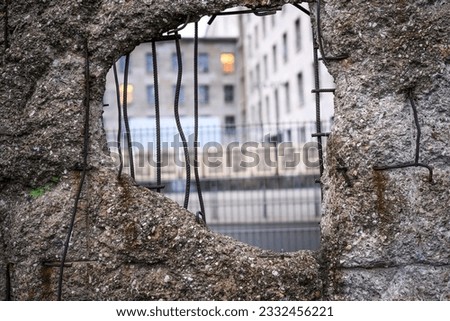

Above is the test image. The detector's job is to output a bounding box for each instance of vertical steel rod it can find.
[5,263,12,301]
[173,32,191,209]
[122,54,135,181]
[193,22,206,221]
[113,64,124,178]
[312,34,324,177]
[409,90,421,164]
[151,40,162,192]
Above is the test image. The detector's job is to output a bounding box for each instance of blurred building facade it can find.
[103,37,241,134]
[103,4,335,143]
[205,4,335,143]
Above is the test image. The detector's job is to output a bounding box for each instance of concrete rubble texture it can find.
[318,0,449,300]
[0,0,448,300]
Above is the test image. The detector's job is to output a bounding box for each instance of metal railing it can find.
[105,120,331,251]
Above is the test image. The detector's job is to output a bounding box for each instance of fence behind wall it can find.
[106,120,332,251]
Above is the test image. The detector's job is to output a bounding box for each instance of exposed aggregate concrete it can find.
[0,0,448,300]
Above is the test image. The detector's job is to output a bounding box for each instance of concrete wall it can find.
[0,0,448,300]
[0,0,321,301]
[316,0,450,299]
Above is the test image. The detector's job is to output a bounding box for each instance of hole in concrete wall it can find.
[101,4,334,252]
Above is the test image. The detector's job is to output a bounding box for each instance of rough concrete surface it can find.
[0,0,449,300]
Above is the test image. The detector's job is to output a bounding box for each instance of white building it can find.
[233,4,334,142]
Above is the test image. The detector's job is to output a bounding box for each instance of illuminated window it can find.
[119,83,134,104]
[220,53,235,74]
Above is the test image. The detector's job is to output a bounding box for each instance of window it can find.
[274,88,280,114]
[286,129,292,142]
[146,85,154,105]
[250,105,254,122]
[254,25,259,49]
[265,95,270,121]
[282,32,288,63]
[224,85,234,104]
[262,16,267,38]
[284,82,291,113]
[225,116,236,136]
[256,63,261,89]
[272,44,277,72]
[220,53,235,73]
[295,18,301,52]
[258,101,263,124]
[171,53,179,71]
[263,55,268,79]
[297,73,304,106]
[298,126,306,143]
[146,53,153,73]
[173,85,185,105]
[198,53,209,72]
[199,85,209,104]
[247,35,252,57]
[119,83,134,104]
